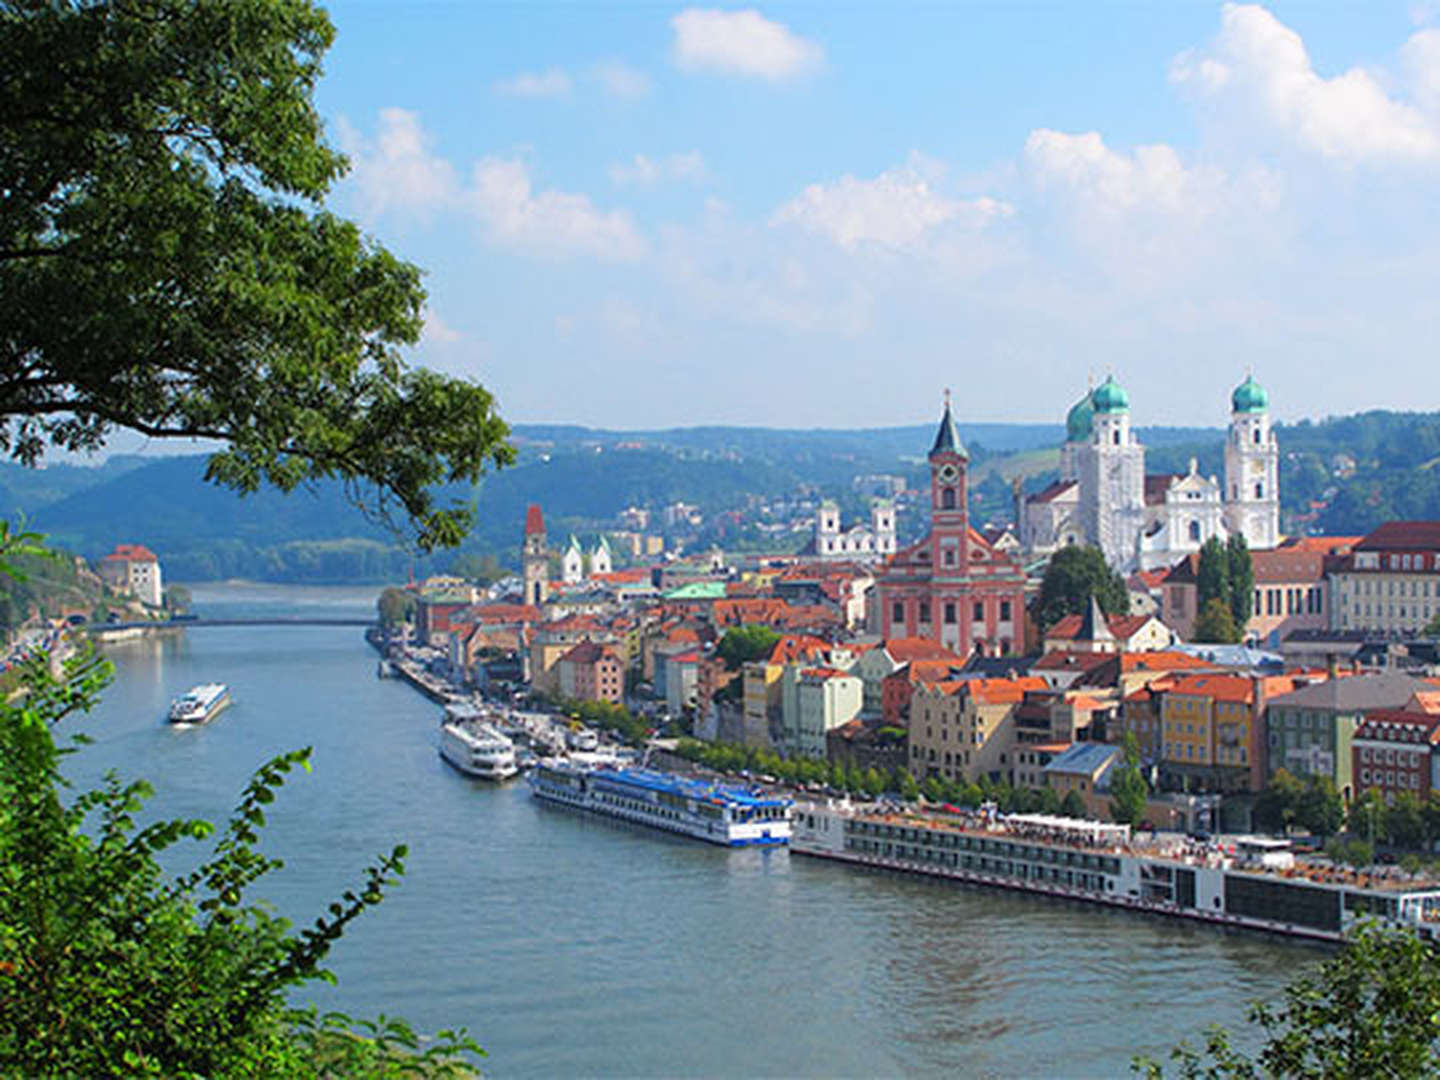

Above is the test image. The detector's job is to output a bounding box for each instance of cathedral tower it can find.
[1078,375,1146,569]
[523,504,549,606]
[1224,375,1280,550]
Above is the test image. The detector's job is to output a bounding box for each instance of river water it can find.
[64,583,1320,1078]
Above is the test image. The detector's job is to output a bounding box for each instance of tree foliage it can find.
[0,641,480,1075]
[1138,923,1440,1078]
[1192,597,1241,645]
[716,624,782,671]
[1036,544,1129,631]
[1226,534,1254,627]
[1109,733,1149,826]
[376,586,413,629]
[1,0,513,550]
[1196,537,1231,616]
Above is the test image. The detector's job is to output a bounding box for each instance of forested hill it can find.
[6,412,1438,582]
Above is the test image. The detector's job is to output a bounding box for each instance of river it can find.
[64,583,1319,1077]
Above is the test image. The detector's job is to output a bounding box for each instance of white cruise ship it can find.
[529,762,792,846]
[440,717,520,780]
[168,683,231,725]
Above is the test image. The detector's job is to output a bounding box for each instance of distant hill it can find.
[6,412,1438,582]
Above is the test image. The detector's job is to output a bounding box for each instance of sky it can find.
[314,1,1440,432]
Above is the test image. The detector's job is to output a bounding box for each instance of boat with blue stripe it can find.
[529,761,792,846]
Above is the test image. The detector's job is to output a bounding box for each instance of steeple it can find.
[929,389,968,459]
[1077,594,1115,648]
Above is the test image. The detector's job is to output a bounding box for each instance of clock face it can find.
[938,463,959,483]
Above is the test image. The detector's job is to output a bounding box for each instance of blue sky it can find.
[316,2,1440,431]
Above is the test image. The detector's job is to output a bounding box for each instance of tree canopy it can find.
[1192,597,1241,644]
[1,0,513,550]
[1035,544,1129,630]
[1139,923,1440,1078]
[1108,732,1149,826]
[716,624,782,670]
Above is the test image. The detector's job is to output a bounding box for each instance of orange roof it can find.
[767,634,832,665]
[801,666,852,680]
[1048,612,1157,641]
[593,568,651,585]
[106,543,158,563]
[965,676,1048,705]
[1409,690,1440,714]
[1164,673,1256,704]
[884,637,962,664]
[892,658,961,686]
[1280,535,1360,554]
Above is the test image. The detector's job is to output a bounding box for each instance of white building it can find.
[99,544,164,608]
[1021,375,1281,571]
[809,499,897,562]
[589,535,613,576]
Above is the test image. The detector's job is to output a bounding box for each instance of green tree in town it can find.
[1,0,513,551]
[1137,923,1440,1078]
[1296,774,1344,839]
[1350,788,1389,849]
[1426,610,1440,637]
[1226,534,1254,628]
[862,767,885,799]
[716,624,783,671]
[898,769,920,802]
[163,584,193,613]
[1037,786,1062,815]
[1253,768,1304,834]
[921,775,945,803]
[1109,733,1149,826]
[1192,597,1241,645]
[1060,789,1088,819]
[1035,545,1130,631]
[376,586,413,629]
[1196,537,1232,616]
[1386,790,1426,850]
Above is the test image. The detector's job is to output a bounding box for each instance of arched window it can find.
[942,488,956,510]
[1189,521,1201,542]
[1112,430,1120,446]
[1253,427,1261,444]
[1254,482,1264,499]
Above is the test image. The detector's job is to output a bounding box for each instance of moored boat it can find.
[529,761,792,846]
[440,717,520,780]
[168,683,231,724]
[791,801,1440,943]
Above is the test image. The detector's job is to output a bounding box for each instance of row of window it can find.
[892,599,1014,624]
[1358,768,1423,791]
[1359,745,1426,765]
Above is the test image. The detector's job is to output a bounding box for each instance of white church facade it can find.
[807,499,897,562]
[1020,375,1279,571]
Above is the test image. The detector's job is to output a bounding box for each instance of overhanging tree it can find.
[1,0,514,551]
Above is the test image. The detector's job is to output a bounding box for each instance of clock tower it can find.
[929,390,970,576]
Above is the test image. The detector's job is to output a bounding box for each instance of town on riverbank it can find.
[354,384,1440,944]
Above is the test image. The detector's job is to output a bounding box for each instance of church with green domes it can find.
[1020,375,1279,572]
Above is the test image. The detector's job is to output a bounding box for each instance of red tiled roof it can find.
[767,634,832,665]
[965,676,1048,705]
[1119,651,1215,673]
[884,637,962,663]
[1047,612,1156,641]
[1143,475,1182,505]
[1280,536,1360,554]
[106,543,158,563]
[525,504,545,536]
[1164,673,1255,703]
[559,640,619,665]
[1356,521,1440,551]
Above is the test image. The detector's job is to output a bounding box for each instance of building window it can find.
[1000,600,1011,621]
[973,601,984,621]
[1253,428,1261,444]
[1188,521,1201,542]
[919,601,930,623]
[942,488,956,510]
[944,602,956,625]
[1255,483,1263,499]
[892,601,904,625]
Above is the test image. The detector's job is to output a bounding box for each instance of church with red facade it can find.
[875,397,1027,656]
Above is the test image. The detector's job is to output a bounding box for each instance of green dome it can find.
[1090,375,1129,414]
[1232,374,1268,413]
[1065,392,1094,442]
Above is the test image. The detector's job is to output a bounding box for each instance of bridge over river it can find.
[89,617,375,631]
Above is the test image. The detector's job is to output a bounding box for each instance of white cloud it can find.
[337,108,458,219]
[670,8,823,80]
[1024,130,1235,216]
[771,162,1010,250]
[467,157,646,260]
[1171,3,1440,163]
[493,68,572,98]
[609,151,708,187]
[421,308,463,344]
[592,61,651,99]
[1403,28,1440,115]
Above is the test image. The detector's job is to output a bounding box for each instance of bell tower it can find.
[522,504,549,606]
[928,389,970,577]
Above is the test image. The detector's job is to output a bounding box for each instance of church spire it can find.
[929,389,968,459]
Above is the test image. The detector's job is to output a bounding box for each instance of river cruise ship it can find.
[439,711,520,780]
[792,801,1440,944]
[529,762,792,847]
[168,683,231,724]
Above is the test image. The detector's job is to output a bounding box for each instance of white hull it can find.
[440,721,519,780]
[169,684,230,724]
